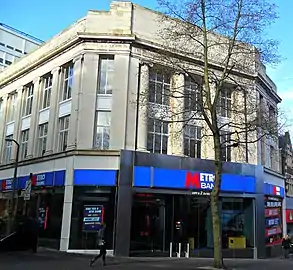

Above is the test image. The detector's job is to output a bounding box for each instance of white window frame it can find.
[61,64,74,101]
[38,123,48,156]
[94,111,111,150]
[218,88,232,118]
[184,77,201,113]
[148,71,170,106]
[4,135,13,163]
[22,84,34,116]
[20,129,29,159]
[220,132,232,162]
[98,56,114,95]
[42,75,52,109]
[7,93,17,122]
[58,115,70,151]
[147,118,169,154]
[184,125,202,158]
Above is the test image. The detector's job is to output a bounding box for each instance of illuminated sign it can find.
[185,172,214,190]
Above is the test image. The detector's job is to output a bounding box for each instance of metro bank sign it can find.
[185,172,214,190]
[133,167,256,193]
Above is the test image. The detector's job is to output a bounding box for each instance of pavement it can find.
[0,249,293,269]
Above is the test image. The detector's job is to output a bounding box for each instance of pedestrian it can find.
[282,234,291,259]
[89,223,107,267]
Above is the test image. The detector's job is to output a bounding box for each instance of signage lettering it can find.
[185,172,214,190]
[36,174,46,186]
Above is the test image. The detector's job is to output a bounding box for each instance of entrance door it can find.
[130,194,166,252]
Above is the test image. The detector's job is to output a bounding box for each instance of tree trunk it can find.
[211,133,225,269]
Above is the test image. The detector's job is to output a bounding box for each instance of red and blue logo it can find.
[185,172,214,190]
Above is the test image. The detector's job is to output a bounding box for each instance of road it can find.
[0,250,293,269]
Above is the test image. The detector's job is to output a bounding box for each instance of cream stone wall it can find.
[0,1,280,171]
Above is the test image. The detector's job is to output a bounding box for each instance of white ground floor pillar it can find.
[60,157,74,251]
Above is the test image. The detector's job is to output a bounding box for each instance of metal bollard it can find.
[169,242,173,257]
[185,243,190,258]
[177,243,181,258]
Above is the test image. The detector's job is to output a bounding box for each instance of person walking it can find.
[90,223,107,267]
[282,234,291,259]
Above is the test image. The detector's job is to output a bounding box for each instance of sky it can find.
[1,0,293,131]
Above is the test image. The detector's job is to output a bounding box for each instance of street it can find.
[1,250,293,270]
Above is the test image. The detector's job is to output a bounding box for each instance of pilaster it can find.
[45,67,61,155]
[66,54,84,151]
[0,95,8,163]
[167,72,184,156]
[26,77,41,158]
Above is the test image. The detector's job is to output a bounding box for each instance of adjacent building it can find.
[0,1,285,259]
[0,23,43,71]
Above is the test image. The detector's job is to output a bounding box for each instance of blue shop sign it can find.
[264,183,284,198]
[133,166,256,193]
[74,170,117,186]
[0,170,65,191]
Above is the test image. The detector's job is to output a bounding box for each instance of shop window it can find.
[184,125,202,158]
[147,118,168,154]
[264,196,282,246]
[69,187,116,250]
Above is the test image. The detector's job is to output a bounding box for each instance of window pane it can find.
[98,112,111,126]
[162,135,168,154]
[154,134,161,153]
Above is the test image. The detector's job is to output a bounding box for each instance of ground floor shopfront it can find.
[0,150,286,259]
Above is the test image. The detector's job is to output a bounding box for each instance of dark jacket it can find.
[282,238,291,249]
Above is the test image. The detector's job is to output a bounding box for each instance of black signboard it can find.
[83,205,104,232]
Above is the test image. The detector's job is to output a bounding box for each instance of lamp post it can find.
[5,138,20,234]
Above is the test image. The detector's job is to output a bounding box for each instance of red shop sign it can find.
[286,210,293,223]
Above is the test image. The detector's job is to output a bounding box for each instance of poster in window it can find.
[264,196,282,246]
[83,205,104,232]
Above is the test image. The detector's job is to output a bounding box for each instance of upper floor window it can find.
[147,118,168,154]
[58,115,70,151]
[220,132,232,162]
[184,78,201,113]
[149,71,170,106]
[20,129,29,160]
[38,123,48,156]
[7,93,17,122]
[42,74,52,109]
[94,111,111,150]
[22,84,34,116]
[98,56,114,95]
[184,125,202,158]
[218,88,231,118]
[4,135,13,163]
[61,64,73,101]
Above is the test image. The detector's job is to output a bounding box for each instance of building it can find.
[0,1,285,258]
[0,23,43,71]
[279,132,293,234]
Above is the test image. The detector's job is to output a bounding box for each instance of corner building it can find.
[0,1,284,259]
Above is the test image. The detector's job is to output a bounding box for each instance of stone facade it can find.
[0,1,281,171]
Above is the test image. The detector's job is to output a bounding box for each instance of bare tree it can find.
[138,0,282,268]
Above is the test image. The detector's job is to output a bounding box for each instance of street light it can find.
[5,138,20,234]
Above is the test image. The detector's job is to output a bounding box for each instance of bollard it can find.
[185,243,190,258]
[169,242,173,257]
[177,243,181,258]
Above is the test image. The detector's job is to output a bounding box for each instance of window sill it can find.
[21,114,31,120]
[97,94,113,97]
[59,98,72,105]
[39,107,50,113]
[6,120,15,125]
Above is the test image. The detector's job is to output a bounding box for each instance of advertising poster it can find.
[264,196,282,246]
[38,207,49,230]
[83,205,104,232]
